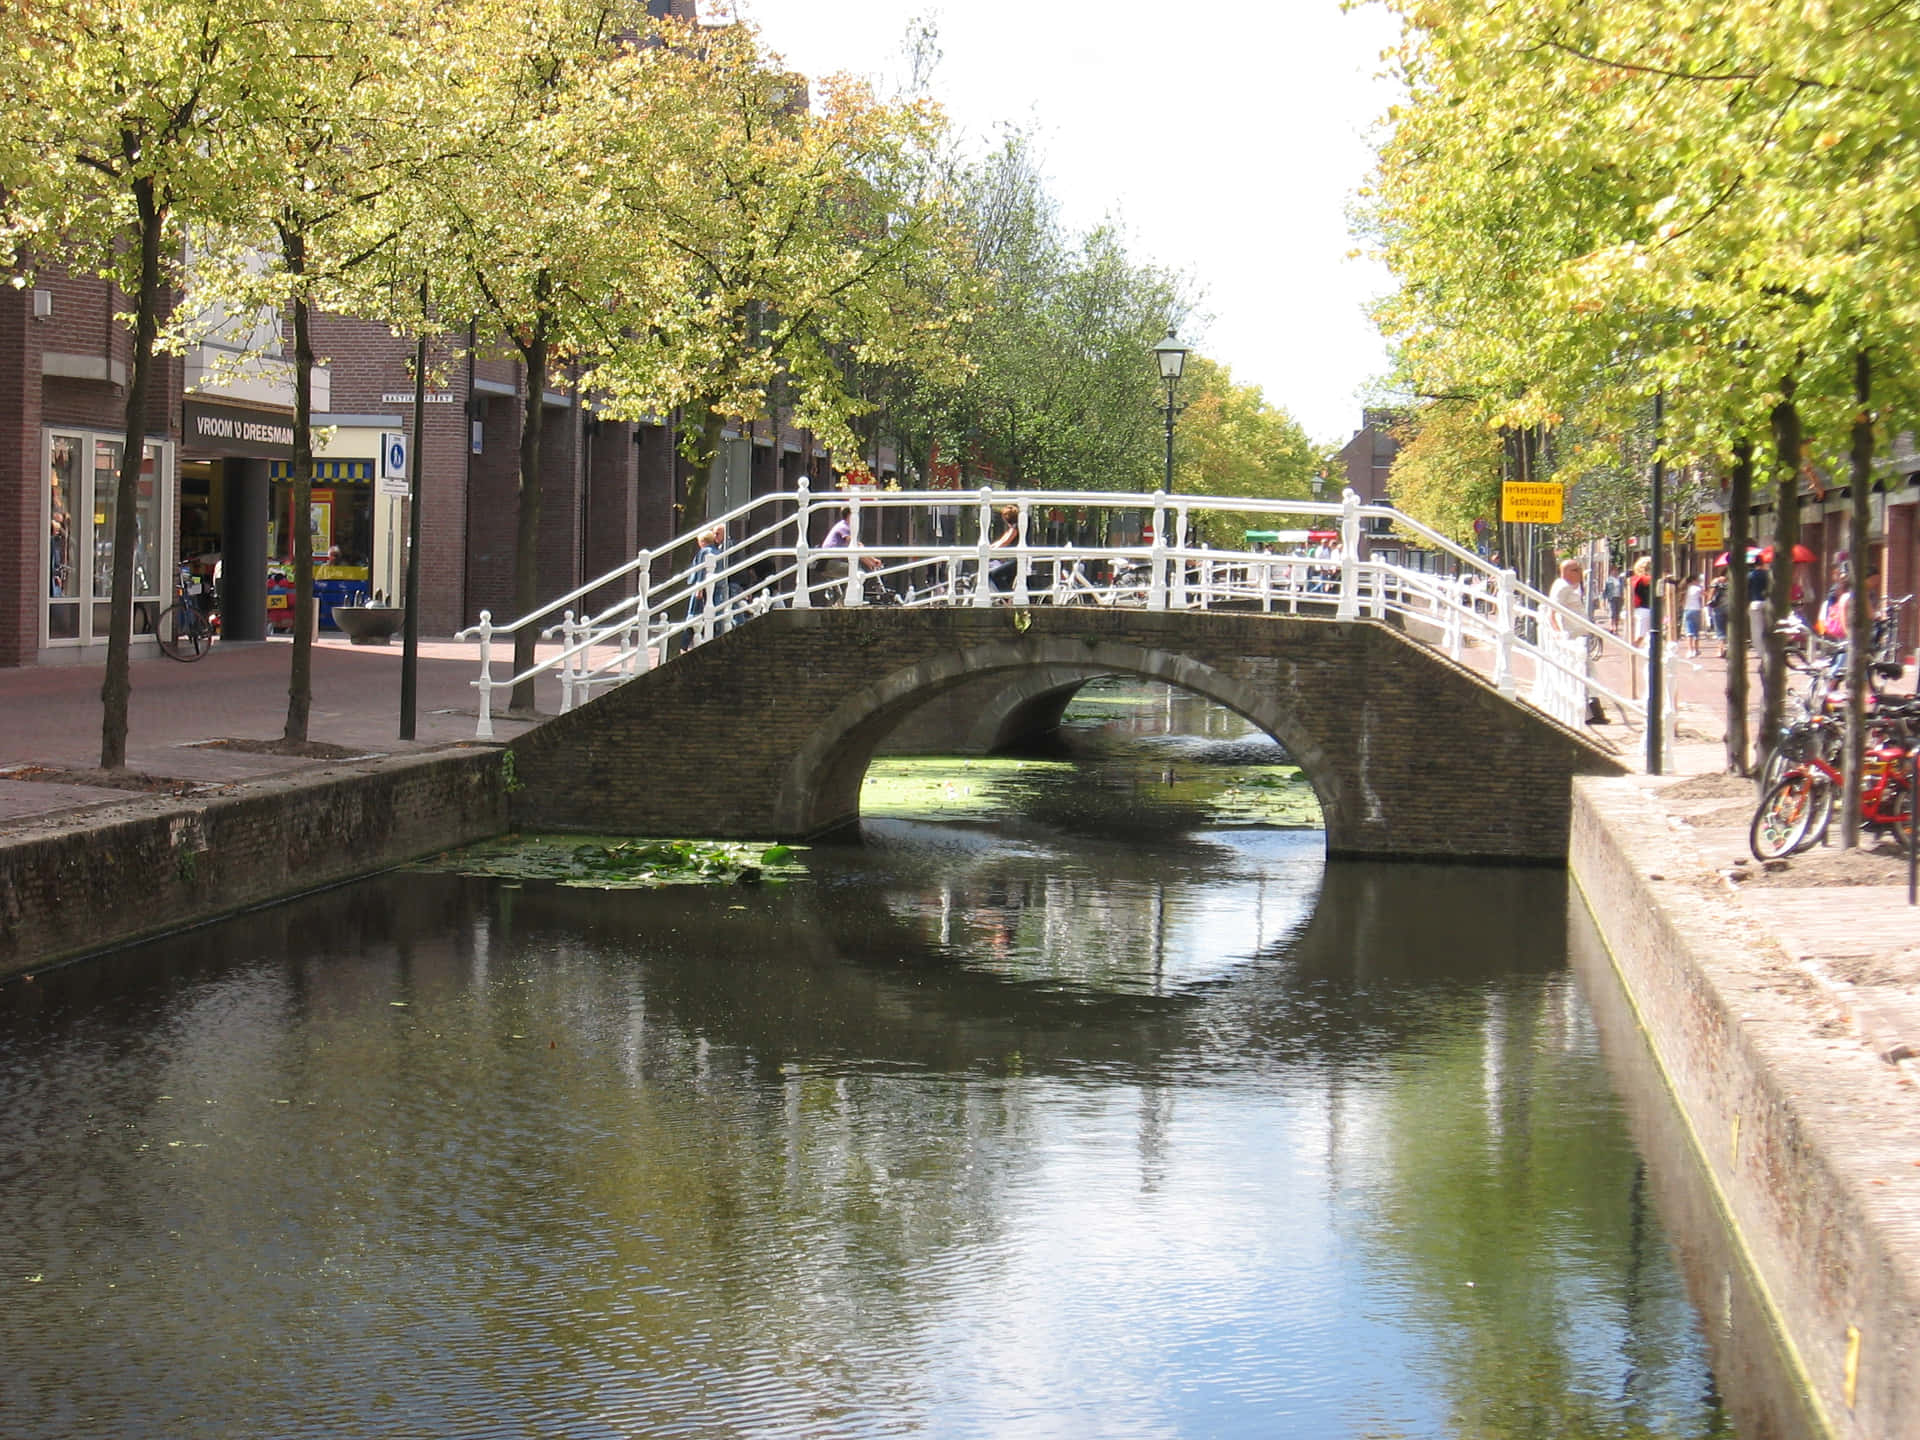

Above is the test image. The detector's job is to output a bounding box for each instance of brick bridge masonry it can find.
[507,607,1625,862]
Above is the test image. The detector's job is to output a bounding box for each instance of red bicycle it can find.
[1751,701,1920,859]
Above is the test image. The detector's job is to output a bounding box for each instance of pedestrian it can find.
[987,504,1020,594]
[1603,569,1623,633]
[1707,569,1728,656]
[1630,557,1653,644]
[686,524,735,636]
[1682,572,1704,657]
[1548,557,1583,633]
[1747,559,1769,657]
[815,505,879,604]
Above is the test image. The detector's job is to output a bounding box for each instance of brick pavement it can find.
[0,635,539,824]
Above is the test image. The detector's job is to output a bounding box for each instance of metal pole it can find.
[400,278,427,741]
[1909,748,1916,905]
[1163,374,1177,494]
[1647,389,1665,775]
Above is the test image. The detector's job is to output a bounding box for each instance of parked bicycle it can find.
[1751,697,1920,859]
[155,565,216,662]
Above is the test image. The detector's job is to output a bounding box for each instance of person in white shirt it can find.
[1548,558,1584,633]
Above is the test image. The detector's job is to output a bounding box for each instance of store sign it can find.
[1500,481,1565,524]
[182,398,294,458]
[378,431,411,497]
[1694,513,1724,550]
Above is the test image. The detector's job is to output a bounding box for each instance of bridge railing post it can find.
[974,487,994,607]
[793,477,813,609]
[1663,639,1680,757]
[1014,498,1032,605]
[469,609,496,741]
[1148,490,1168,611]
[1172,501,1190,609]
[1494,568,1518,696]
[1260,555,1273,612]
[555,609,578,712]
[844,489,865,607]
[1444,576,1463,659]
[633,550,653,673]
[1337,488,1361,620]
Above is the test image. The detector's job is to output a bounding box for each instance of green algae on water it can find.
[417,835,806,889]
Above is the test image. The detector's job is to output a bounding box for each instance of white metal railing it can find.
[456,482,1673,758]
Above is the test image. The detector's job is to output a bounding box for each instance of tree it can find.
[181,0,429,742]
[1170,355,1321,544]
[1363,0,1920,789]
[1,0,277,769]
[591,19,976,526]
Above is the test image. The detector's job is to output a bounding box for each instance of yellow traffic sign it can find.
[1694,513,1724,550]
[1501,482,1565,524]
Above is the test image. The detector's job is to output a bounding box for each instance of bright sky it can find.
[726,0,1404,447]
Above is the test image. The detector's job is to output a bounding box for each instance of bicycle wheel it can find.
[1750,771,1829,861]
[1880,775,1916,853]
[155,603,209,661]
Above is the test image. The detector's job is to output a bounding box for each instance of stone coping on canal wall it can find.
[1570,773,1920,1440]
[0,747,507,975]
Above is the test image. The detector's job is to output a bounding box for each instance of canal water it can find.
[2,681,1818,1438]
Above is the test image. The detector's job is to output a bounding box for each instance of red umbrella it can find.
[1756,544,1817,564]
[1713,547,1762,568]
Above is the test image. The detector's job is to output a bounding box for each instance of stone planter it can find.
[332,604,405,645]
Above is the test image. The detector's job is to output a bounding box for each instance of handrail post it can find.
[633,548,652,673]
[1663,639,1680,758]
[974,487,994,608]
[1170,502,1189,609]
[1261,556,1273,613]
[472,609,496,741]
[1149,490,1168,611]
[1494,569,1518,696]
[1337,488,1361,621]
[557,609,577,713]
[1015,498,1032,605]
[793,477,813,609]
[844,488,865,607]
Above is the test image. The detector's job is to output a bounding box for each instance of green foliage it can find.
[424,835,807,888]
[877,130,1194,493]
[1173,354,1324,543]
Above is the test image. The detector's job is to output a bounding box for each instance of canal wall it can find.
[1569,774,1920,1440]
[0,748,507,975]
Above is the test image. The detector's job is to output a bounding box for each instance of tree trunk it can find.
[100,172,164,772]
[1725,437,1753,774]
[284,230,316,743]
[678,405,726,532]
[1841,349,1874,847]
[508,287,551,715]
[1759,378,1802,764]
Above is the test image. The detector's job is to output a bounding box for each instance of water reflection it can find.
[0,687,1810,1438]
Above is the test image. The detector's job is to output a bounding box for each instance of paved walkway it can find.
[0,635,539,825]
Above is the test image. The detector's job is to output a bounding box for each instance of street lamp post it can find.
[1153,328,1188,493]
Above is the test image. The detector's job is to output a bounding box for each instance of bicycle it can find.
[1750,698,1920,859]
[155,566,216,662]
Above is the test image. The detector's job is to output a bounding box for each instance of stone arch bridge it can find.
[506,607,1623,862]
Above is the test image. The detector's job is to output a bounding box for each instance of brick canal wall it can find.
[508,607,1622,862]
[1570,775,1920,1440]
[0,749,506,975]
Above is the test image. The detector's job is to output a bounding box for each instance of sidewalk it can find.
[0,635,538,826]
[1593,637,1920,1079]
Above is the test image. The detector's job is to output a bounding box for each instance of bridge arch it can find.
[506,607,1618,862]
[774,636,1335,838]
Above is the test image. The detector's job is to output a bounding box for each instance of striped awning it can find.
[267,459,374,483]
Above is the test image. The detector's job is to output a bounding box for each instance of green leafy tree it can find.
[1,0,278,768]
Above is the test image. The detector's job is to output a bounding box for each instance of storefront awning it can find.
[268,460,374,483]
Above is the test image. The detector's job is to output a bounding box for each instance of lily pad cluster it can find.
[419,835,805,889]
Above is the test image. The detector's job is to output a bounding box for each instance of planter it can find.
[332,604,405,645]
